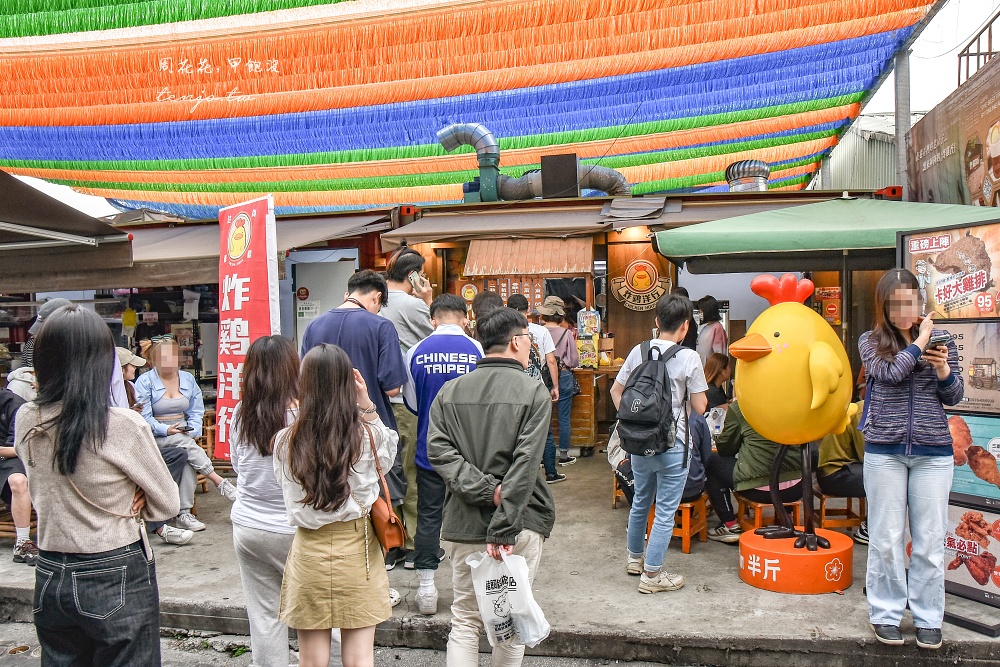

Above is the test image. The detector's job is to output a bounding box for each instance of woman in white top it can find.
[273,343,398,667]
[231,335,299,667]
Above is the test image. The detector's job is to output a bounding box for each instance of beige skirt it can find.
[279,517,391,630]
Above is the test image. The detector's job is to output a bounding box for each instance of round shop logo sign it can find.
[461,283,478,301]
[226,212,252,263]
[611,259,672,312]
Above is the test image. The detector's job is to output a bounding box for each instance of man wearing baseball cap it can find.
[22,298,72,367]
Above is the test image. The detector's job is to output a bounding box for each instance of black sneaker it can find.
[853,521,869,545]
[12,539,37,567]
[870,624,904,646]
[557,456,577,466]
[545,473,567,484]
[915,627,942,650]
[384,547,407,571]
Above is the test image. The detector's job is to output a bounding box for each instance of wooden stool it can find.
[0,506,36,540]
[643,493,710,554]
[817,493,866,530]
[673,493,709,554]
[735,494,802,533]
[612,472,627,508]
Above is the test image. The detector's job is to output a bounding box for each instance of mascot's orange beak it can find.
[729,333,772,362]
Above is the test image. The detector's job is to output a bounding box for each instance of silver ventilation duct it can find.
[437,122,631,201]
[725,159,770,192]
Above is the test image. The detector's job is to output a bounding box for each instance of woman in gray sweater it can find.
[15,305,179,666]
[859,269,963,651]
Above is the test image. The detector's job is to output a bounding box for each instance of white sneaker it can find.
[638,570,685,594]
[158,525,193,545]
[218,479,237,501]
[174,512,206,532]
[389,588,401,608]
[416,586,438,615]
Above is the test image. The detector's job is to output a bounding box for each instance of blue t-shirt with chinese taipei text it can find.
[301,306,408,429]
[403,324,484,471]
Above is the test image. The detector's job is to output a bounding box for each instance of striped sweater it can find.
[858,330,964,456]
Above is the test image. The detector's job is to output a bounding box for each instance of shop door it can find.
[293,261,356,353]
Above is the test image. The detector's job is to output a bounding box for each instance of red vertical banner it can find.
[215,195,279,459]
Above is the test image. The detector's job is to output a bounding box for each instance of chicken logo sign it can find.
[611,259,672,311]
[730,274,857,445]
[226,212,252,262]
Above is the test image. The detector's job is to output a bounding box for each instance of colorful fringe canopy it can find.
[0,0,936,216]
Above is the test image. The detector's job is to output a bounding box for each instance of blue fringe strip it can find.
[1,28,910,162]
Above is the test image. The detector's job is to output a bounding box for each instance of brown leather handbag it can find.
[362,422,407,553]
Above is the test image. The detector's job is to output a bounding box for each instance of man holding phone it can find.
[379,247,435,570]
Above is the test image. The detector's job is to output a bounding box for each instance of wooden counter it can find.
[552,365,622,451]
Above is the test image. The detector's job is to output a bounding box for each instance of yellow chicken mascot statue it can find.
[729,274,857,550]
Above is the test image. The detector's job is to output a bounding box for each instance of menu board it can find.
[900,222,1000,320]
[945,321,1000,415]
[947,412,1000,510]
[476,277,547,312]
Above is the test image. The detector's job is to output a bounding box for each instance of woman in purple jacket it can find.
[859,269,963,651]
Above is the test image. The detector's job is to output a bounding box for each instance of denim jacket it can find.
[132,369,205,438]
[858,330,963,455]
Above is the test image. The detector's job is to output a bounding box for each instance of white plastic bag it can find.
[467,551,550,648]
[502,551,550,647]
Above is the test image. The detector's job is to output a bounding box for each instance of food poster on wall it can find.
[948,413,1000,510]
[942,321,1000,415]
[901,222,1000,319]
[907,54,1000,206]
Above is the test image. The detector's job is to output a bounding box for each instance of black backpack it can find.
[616,342,688,461]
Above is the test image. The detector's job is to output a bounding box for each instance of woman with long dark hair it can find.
[859,268,962,650]
[134,338,235,533]
[14,305,179,665]
[231,336,300,667]
[703,352,732,410]
[696,296,727,365]
[273,344,397,667]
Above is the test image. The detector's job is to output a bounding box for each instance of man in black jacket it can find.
[0,388,38,565]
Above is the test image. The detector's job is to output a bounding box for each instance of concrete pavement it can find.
[0,457,996,666]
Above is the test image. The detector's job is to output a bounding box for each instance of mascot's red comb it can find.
[751,273,815,306]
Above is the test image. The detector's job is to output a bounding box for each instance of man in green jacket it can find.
[428,307,555,667]
[704,401,803,543]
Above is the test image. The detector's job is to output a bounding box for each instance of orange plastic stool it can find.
[817,494,866,530]
[735,494,802,534]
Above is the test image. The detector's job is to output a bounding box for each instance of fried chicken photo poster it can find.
[946,507,1000,607]
[948,414,1000,509]
[902,223,1000,320]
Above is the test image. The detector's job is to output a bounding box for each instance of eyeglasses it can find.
[509,333,532,343]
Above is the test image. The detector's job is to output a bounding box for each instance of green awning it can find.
[652,197,1000,274]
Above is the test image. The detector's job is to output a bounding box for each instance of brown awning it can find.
[381,208,609,251]
[465,238,593,277]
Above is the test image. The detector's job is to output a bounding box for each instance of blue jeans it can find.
[864,453,953,629]
[544,370,576,475]
[626,444,687,572]
[34,541,161,666]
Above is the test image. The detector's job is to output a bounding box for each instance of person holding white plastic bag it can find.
[428,307,555,667]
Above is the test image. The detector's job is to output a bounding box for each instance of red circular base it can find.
[738,528,853,594]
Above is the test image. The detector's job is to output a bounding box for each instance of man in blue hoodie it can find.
[403,293,483,615]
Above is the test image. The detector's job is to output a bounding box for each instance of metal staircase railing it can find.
[959,8,1000,86]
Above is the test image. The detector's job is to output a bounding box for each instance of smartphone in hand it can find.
[927,332,953,348]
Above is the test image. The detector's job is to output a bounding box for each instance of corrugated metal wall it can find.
[828,122,898,190]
